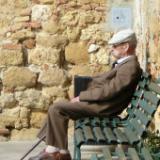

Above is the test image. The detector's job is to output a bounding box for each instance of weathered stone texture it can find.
[2,67,37,90]
[0,93,17,108]
[31,5,52,21]
[39,0,54,4]
[42,86,67,100]
[15,89,50,110]
[68,65,92,76]
[42,20,60,34]
[11,128,39,140]
[0,107,20,128]
[11,29,36,40]
[36,33,68,48]
[38,67,69,86]
[65,41,89,64]
[0,48,23,66]
[28,47,61,65]
[30,112,46,128]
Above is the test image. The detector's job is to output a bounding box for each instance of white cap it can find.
[108,29,137,45]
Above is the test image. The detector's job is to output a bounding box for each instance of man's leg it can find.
[29,101,98,160]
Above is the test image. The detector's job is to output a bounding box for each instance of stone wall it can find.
[0,0,160,140]
[0,0,112,140]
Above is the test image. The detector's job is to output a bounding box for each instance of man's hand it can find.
[71,96,80,103]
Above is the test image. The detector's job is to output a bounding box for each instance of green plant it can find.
[144,130,160,153]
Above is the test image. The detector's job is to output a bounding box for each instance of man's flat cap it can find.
[108,29,136,45]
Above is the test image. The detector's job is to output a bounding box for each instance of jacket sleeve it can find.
[79,63,141,102]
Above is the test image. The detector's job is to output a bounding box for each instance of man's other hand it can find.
[71,96,80,103]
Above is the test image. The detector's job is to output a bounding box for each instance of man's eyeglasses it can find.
[112,42,126,48]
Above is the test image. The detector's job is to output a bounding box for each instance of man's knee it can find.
[48,102,65,115]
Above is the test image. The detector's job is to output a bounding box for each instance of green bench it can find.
[90,146,153,160]
[73,73,160,160]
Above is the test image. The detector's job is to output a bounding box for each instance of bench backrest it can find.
[126,78,160,138]
[124,72,150,120]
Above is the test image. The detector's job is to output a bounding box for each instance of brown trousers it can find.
[37,100,101,150]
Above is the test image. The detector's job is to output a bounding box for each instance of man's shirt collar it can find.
[117,55,133,64]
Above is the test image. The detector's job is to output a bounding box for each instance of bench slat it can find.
[134,109,151,126]
[138,80,147,88]
[139,99,156,115]
[91,117,101,127]
[131,99,140,108]
[83,126,94,142]
[75,119,82,129]
[124,127,139,144]
[128,148,140,160]
[133,89,143,97]
[144,91,159,106]
[128,119,145,137]
[83,118,91,125]
[103,127,117,143]
[141,148,153,160]
[93,127,106,142]
[75,128,85,146]
[148,82,160,94]
[115,147,127,160]
[113,128,128,143]
[102,147,112,160]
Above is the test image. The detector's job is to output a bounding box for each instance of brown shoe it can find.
[57,152,72,160]
[28,150,59,160]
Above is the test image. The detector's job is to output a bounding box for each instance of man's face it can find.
[110,43,128,59]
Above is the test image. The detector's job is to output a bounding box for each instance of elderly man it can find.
[29,29,142,160]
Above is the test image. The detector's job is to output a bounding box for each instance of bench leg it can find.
[73,142,81,160]
[75,146,81,160]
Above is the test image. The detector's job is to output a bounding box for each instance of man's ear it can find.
[123,43,129,52]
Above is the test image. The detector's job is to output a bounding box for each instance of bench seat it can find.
[90,146,153,160]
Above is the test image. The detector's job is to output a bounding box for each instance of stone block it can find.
[68,64,92,76]
[23,21,41,29]
[66,27,80,42]
[2,67,37,90]
[42,86,67,99]
[14,107,30,129]
[20,8,32,16]
[15,89,50,110]
[0,128,10,136]
[0,107,20,128]
[22,38,36,49]
[96,48,110,65]
[28,47,61,65]
[38,67,69,86]
[0,93,17,108]
[14,0,30,8]
[11,29,36,40]
[36,33,68,48]
[65,41,89,64]
[9,24,24,32]
[30,112,46,128]
[31,4,52,21]
[42,20,59,34]
[11,128,39,140]
[2,43,22,50]
[0,47,23,66]
[39,0,54,4]
[14,16,30,23]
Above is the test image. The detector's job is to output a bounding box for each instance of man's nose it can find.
[108,47,113,53]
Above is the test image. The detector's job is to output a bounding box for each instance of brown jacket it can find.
[79,55,142,116]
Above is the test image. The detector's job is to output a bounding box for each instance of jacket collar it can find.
[116,55,137,67]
